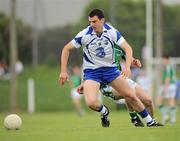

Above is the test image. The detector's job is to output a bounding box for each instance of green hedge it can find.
[0,65,121,112]
[0,65,73,112]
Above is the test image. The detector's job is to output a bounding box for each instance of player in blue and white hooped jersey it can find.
[59,9,162,127]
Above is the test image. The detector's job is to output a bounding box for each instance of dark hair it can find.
[72,63,79,68]
[88,9,104,19]
[163,54,169,59]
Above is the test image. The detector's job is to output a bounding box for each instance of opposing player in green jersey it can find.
[69,65,85,116]
[99,45,155,127]
[157,55,177,124]
[78,45,163,127]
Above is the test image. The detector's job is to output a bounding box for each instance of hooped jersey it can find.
[71,23,126,70]
[162,63,176,84]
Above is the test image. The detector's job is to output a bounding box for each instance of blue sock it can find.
[138,109,154,124]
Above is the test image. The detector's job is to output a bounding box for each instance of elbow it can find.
[62,45,72,54]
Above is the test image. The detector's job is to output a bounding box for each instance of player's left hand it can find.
[132,59,142,68]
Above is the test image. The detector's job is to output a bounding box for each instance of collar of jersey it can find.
[91,24,108,35]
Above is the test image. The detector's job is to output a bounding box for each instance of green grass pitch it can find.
[0,111,180,141]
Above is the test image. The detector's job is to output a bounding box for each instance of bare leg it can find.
[135,85,154,117]
[83,80,110,127]
[168,97,177,123]
[157,95,164,107]
[112,84,154,117]
[72,98,82,112]
[83,80,101,110]
[110,76,145,112]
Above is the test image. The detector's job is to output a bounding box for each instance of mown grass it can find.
[0,111,180,141]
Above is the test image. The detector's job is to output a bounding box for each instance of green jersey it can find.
[114,45,126,71]
[162,63,176,84]
[71,75,81,88]
[100,45,126,100]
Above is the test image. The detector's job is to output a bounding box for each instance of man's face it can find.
[88,16,104,33]
[72,66,80,75]
[162,57,169,65]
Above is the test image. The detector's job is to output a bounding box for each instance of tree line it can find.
[0,0,180,66]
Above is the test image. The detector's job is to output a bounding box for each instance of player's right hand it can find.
[59,72,69,85]
[77,83,84,94]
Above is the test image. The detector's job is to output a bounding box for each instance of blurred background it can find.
[0,0,180,113]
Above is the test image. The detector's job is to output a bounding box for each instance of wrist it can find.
[125,65,131,70]
[61,68,67,73]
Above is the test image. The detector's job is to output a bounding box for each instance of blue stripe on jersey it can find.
[86,38,96,48]
[86,26,93,35]
[116,31,121,42]
[112,61,116,65]
[83,52,94,64]
[74,37,82,45]
[104,23,112,30]
[103,35,114,49]
[103,35,114,60]
[86,38,96,60]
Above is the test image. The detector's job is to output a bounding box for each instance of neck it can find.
[96,26,103,35]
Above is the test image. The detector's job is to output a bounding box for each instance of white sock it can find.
[99,105,108,116]
[144,115,154,124]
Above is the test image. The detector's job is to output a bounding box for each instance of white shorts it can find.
[126,77,137,89]
[100,77,137,100]
[71,88,82,100]
[159,84,176,99]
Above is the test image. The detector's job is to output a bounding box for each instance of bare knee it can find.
[144,99,153,107]
[123,89,137,101]
[86,99,99,109]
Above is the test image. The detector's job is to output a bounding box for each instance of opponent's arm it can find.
[59,42,74,85]
[131,58,142,68]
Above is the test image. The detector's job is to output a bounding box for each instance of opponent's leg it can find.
[135,85,154,117]
[112,86,144,127]
[110,76,162,127]
[126,102,144,127]
[168,97,177,123]
[71,89,85,116]
[157,89,169,124]
[125,78,153,126]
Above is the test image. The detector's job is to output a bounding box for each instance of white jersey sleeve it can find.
[115,31,126,46]
[71,28,88,48]
[109,25,126,46]
[71,31,83,48]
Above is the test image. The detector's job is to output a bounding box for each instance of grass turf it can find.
[0,111,180,141]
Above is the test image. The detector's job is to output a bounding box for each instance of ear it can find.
[101,18,105,23]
